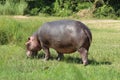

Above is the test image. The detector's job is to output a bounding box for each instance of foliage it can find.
[94,0,104,8]
[53,0,92,17]
[0,0,92,17]
[0,0,27,15]
[0,16,63,46]
[77,2,92,10]
[25,0,54,16]
[54,0,75,16]
[94,5,116,18]
[0,17,24,45]
[104,0,120,12]
[0,16,36,45]
[0,0,120,18]
[116,9,120,17]
[93,0,120,18]
[30,8,39,16]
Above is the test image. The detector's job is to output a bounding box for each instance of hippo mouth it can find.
[26,50,32,58]
[26,50,38,58]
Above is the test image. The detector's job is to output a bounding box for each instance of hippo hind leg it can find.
[56,52,64,61]
[78,47,88,66]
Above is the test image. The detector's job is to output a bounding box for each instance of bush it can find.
[77,2,92,10]
[15,1,28,15]
[30,8,39,16]
[116,9,120,17]
[53,0,72,16]
[94,5,116,18]
[53,0,93,17]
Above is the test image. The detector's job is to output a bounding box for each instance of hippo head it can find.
[25,36,41,58]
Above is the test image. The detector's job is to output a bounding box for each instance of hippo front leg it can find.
[56,52,64,61]
[42,47,51,61]
[32,51,38,58]
[78,47,88,66]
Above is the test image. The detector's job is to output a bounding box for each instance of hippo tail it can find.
[84,28,92,46]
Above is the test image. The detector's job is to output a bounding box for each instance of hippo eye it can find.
[28,37,30,41]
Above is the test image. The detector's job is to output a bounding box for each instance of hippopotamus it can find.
[25,20,92,65]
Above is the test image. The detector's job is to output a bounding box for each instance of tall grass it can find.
[0,17,24,45]
[0,16,64,46]
[0,16,35,45]
[0,1,27,15]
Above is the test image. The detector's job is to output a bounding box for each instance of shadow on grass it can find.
[63,56,112,65]
[88,59,112,65]
[32,53,112,66]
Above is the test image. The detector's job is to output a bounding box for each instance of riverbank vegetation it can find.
[0,0,120,19]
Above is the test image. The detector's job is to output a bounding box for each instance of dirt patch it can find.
[13,15,29,19]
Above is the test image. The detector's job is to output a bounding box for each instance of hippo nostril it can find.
[26,43,31,49]
[27,43,30,46]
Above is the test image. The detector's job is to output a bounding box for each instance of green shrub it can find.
[0,30,8,45]
[94,5,116,18]
[54,0,76,17]
[30,8,39,16]
[76,2,92,10]
[53,0,70,16]
[15,1,28,15]
[116,9,120,17]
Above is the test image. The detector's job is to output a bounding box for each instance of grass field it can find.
[0,16,120,80]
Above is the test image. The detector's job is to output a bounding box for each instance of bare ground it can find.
[13,15,29,19]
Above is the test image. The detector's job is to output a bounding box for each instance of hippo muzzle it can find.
[25,36,41,58]
[26,50,38,58]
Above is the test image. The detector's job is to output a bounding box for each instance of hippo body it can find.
[25,20,92,65]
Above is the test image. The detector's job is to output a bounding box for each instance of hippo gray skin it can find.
[25,20,92,65]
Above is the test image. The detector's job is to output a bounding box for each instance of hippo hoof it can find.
[44,58,49,61]
[56,56,64,61]
[83,61,88,66]
[44,56,51,61]
[56,57,62,61]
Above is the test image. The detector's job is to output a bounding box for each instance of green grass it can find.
[0,16,120,80]
[0,1,27,15]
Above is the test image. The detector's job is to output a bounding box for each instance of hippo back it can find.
[38,20,92,53]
